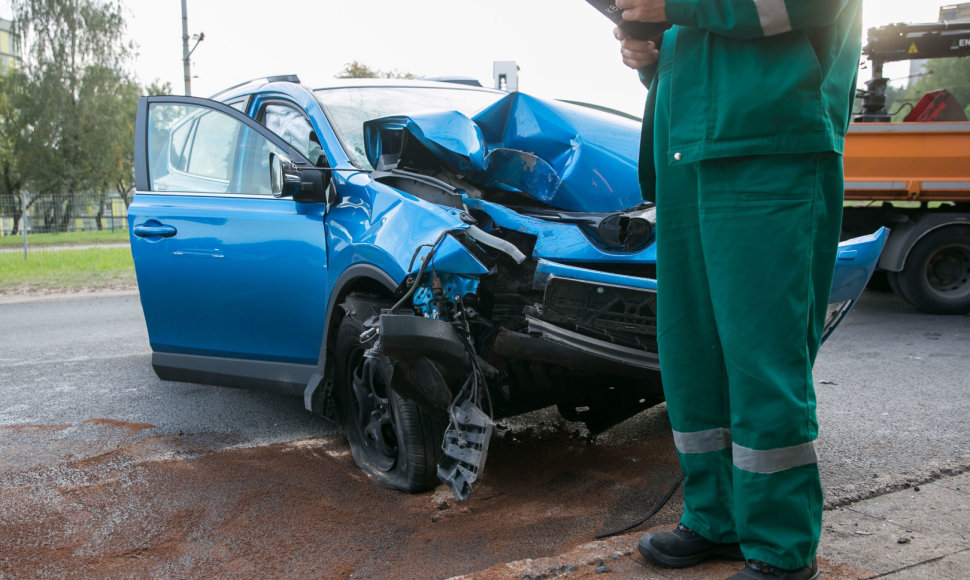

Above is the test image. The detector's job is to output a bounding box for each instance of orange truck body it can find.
[843,122,970,202]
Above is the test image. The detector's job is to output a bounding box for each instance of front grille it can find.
[537,277,657,352]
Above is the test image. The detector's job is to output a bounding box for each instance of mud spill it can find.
[1,409,686,579]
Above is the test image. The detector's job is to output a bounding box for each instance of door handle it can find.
[133,223,177,238]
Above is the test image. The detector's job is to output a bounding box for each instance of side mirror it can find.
[270,153,302,198]
[270,151,334,203]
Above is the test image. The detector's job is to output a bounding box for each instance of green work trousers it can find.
[650,51,844,569]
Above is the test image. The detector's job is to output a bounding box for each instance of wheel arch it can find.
[303,264,399,414]
[878,214,970,272]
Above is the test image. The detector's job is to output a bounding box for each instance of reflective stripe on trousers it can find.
[673,428,818,474]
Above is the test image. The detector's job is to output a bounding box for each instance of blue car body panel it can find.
[130,194,329,365]
[831,228,889,304]
[534,259,659,292]
[323,171,476,283]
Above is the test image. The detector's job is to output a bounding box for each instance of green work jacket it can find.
[638,0,863,200]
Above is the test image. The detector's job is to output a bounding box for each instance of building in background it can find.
[0,18,19,71]
[940,3,970,20]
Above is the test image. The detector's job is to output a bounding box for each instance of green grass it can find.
[0,247,135,292]
[0,229,129,248]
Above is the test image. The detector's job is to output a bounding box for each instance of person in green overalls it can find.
[614,1,863,578]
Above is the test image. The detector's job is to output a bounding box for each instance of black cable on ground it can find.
[594,472,685,540]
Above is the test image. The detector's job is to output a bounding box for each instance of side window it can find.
[147,102,286,195]
[169,117,192,172]
[186,110,237,180]
[261,102,326,167]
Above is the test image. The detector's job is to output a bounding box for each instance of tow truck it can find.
[845,19,970,313]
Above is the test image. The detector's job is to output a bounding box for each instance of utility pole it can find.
[180,0,203,96]
[181,0,191,96]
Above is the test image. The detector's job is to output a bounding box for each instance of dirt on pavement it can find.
[0,409,687,579]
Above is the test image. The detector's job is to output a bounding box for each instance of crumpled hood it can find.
[363,92,644,212]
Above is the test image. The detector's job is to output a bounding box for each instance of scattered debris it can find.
[438,399,494,501]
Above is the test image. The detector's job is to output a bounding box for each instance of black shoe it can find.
[637,523,744,569]
[727,559,820,579]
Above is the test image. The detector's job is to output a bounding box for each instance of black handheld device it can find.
[585,0,669,40]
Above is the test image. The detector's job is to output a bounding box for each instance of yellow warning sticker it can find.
[908,42,919,54]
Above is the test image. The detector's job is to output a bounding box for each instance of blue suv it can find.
[130,76,886,498]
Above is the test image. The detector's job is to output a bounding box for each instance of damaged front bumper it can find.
[354,92,889,500]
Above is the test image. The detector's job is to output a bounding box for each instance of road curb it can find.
[0,288,139,305]
[455,471,970,579]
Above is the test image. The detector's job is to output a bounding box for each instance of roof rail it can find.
[209,74,302,99]
[265,74,302,84]
[424,76,483,87]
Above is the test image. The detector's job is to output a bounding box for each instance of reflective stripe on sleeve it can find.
[732,441,818,474]
[672,427,732,454]
[753,0,793,36]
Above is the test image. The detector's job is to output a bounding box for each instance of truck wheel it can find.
[890,228,970,314]
[333,310,444,492]
[866,270,893,293]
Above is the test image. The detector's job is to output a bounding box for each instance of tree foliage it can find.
[889,57,970,121]
[337,60,417,80]
[0,0,147,233]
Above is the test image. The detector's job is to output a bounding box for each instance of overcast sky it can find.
[3,1,962,115]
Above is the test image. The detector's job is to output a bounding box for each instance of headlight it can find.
[597,214,655,251]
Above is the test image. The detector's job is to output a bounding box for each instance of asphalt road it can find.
[812,289,970,503]
[1,289,968,498]
[0,291,333,460]
[1,289,969,578]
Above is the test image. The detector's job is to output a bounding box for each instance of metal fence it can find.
[0,191,129,236]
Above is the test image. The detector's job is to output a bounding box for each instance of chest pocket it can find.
[708,31,824,143]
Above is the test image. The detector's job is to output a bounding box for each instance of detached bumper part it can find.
[438,399,493,501]
[377,314,467,414]
[822,300,853,342]
[379,314,468,370]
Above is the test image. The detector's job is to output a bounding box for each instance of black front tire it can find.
[890,228,970,314]
[333,309,444,492]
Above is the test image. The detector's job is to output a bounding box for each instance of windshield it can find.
[314,86,504,169]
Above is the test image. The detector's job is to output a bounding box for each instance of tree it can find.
[110,80,170,209]
[337,60,417,80]
[0,68,29,235]
[80,66,140,226]
[11,0,135,232]
[890,57,970,121]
